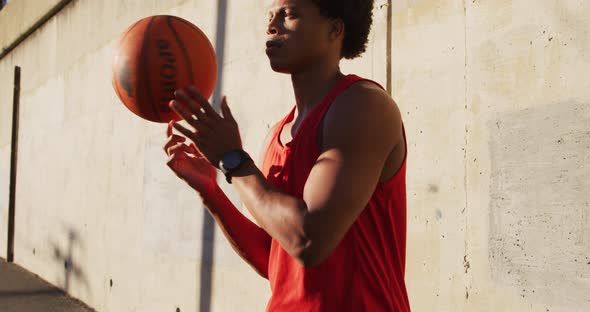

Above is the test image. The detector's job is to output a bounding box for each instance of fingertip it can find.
[174,89,186,98]
[169,99,180,110]
[167,120,174,136]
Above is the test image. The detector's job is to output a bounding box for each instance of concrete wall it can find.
[392,0,590,311]
[391,1,469,310]
[0,0,387,311]
[1,0,589,311]
[464,1,590,310]
[0,0,66,56]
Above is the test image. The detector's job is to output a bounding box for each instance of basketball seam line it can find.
[174,17,218,65]
[167,16,194,94]
[142,16,160,121]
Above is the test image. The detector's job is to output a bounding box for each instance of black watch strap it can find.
[220,150,251,184]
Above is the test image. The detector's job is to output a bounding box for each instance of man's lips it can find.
[265,40,283,56]
[266,40,283,48]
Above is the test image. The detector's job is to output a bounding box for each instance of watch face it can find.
[223,151,242,170]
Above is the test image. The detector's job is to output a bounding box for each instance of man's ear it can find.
[329,18,345,41]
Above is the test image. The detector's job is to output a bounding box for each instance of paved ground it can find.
[0,258,94,312]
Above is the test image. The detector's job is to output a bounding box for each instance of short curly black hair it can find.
[311,0,374,59]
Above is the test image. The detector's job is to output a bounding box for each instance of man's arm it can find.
[231,85,403,267]
[165,116,274,278]
[201,186,272,277]
[199,122,282,278]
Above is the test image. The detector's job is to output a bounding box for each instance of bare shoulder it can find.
[323,80,403,147]
[327,81,400,123]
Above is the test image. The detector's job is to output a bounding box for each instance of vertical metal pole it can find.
[7,66,20,262]
[386,0,392,95]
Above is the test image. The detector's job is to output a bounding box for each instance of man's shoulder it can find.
[320,79,403,152]
[345,79,390,100]
[327,80,400,127]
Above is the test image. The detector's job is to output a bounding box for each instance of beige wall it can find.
[464,1,590,311]
[1,0,589,311]
[0,0,387,311]
[391,1,469,310]
[393,1,590,311]
[0,0,67,57]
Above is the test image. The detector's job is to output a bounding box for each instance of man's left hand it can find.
[169,86,242,168]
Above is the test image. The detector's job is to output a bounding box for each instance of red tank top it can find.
[262,74,410,312]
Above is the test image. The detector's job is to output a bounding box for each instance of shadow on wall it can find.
[198,1,227,312]
[49,225,91,299]
[488,101,590,309]
[0,288,63,298]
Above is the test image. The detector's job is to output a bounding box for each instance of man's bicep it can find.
[300,143,390,265]
[303,124,398,257]
[303,143,386,225]
[300,88,402,264]
[303,128,392,221]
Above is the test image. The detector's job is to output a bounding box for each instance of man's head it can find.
[265,0,374,73]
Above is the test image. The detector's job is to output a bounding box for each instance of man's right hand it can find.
[164,121,218,196]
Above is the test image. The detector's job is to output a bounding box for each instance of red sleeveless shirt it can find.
[261,75,410,311]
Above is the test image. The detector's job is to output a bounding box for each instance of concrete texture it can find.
[488,103,590,306]
[0,258,94,312]
[391,1,469,310]
[1,0,589,311]
[0,0,67,57]
[0,0,388,311]
[462,1,590,311]
[392,0,590,311]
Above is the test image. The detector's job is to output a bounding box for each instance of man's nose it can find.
[266,16,279,35]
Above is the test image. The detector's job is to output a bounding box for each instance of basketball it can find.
[112,15,217,123]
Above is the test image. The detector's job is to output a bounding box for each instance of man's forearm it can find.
[232,160,311,264]
[202,184,272,278]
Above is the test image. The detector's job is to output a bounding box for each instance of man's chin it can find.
[269,60,293,74]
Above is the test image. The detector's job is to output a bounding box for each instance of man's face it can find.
[265,0,335,73]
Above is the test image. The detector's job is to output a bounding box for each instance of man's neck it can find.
[290,63,344,118]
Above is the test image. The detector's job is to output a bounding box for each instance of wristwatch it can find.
[219,149,251,184]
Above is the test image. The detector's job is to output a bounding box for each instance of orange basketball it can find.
[112,15,217,123]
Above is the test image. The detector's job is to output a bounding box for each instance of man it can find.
[164,0,410,310]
